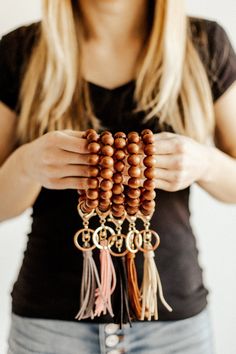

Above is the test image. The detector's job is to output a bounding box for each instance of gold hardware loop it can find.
[93,225,115,250]
[134,229,160,253]
[126,230,142,253]
[74,228,96,251]
[107,234,128,257]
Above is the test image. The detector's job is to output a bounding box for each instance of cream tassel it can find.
[140,250,173,320]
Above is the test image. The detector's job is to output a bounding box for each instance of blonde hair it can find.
[17,0,215,145]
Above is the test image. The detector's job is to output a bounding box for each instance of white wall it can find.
[0,1,236,354]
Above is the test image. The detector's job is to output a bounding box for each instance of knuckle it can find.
[175,156,185,170]
[173,170,185,184]
[46,177,57,189]
[174,139,185,153]
[48,130,61,144]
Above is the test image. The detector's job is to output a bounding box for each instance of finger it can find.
[51,177,89,190]
[57,150,99,166]
[61,129,85,138]
[155,168,177,181]
[154,138,179,154]
[154,155,176,169]
[156,179,174,191]
[53,131,89,154]
[58,164,99,178]
[154,132,176,140]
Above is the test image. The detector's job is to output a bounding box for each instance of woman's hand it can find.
[151,132,210,192]
[20,129,97,190]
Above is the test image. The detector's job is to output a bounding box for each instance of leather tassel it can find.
[140,250,173,321]
[126,252,142,319]
[94,244,116,317]
[75,250,102,320]
[114,256,132,328]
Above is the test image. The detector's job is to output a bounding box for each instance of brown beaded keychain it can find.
[73,129,102,320]
[137,129,173,320]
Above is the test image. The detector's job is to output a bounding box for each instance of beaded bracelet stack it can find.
[73,129,173,326]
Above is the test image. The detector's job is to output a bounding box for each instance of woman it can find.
[1,0,236,353]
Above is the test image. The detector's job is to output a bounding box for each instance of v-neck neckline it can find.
[87,79,136,94]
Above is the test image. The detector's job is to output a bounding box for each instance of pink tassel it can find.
[94,241,116,317]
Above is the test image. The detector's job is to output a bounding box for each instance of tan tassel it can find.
[140,250,173,321]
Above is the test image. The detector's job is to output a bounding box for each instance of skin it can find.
[0,0,236,222]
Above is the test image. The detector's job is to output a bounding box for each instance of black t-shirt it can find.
[1,17,236,322]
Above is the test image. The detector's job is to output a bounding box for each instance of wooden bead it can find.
[140,206,151,216]
[127,132,140,144]
[142,134,155,144]
[127,188,141,199]
[87,131,99,143]
[144,167,156,179]
[101,134,114,146]
[113,172,123,184]
[112,194,125,204]
[143,179,156,190]
[127,143,139,154]
[88,142,100,153]
[113,149,126,160]
[87,177,99,189]
[100,168,113,179]
[112,184,124,195]
[114,132,126,139]
[89,167,99,177]
[114,161,125,172]
[86,189,99,200]
[141,129,153,137]
[86,199,99,208]
[126,206,139,215]
[101,145,114,156]
[99,200,110,208]
[144,144,156,156]
[101,130,112,136]
[127,154,141,166]
[100,156,114,168]
[84,129,97,138]
[112,204,125,213]
[88,154,100,165]
[143,190,156,201]
[142,200,155,211]
[100,190,113,200]
[143,156,156,167]
[111,209,125,218]
[128,166,141,178]
[127,197,140,207]
[128,177,141,188]
[99,205,110,212]
[114,138,126,149]
[100,179,113,191]
[81,202,93,213]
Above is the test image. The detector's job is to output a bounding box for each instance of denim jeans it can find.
[7,307,215,354]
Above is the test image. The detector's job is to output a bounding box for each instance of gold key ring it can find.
[74,228,96,251]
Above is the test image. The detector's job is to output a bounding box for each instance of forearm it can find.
[0,144,42,222]
[197,145,236,203]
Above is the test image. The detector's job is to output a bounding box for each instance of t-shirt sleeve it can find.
[0,23,39,113]
[208,21,236,102]
[0,33,20,111]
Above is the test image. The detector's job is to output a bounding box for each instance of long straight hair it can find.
[17,0,215,144]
